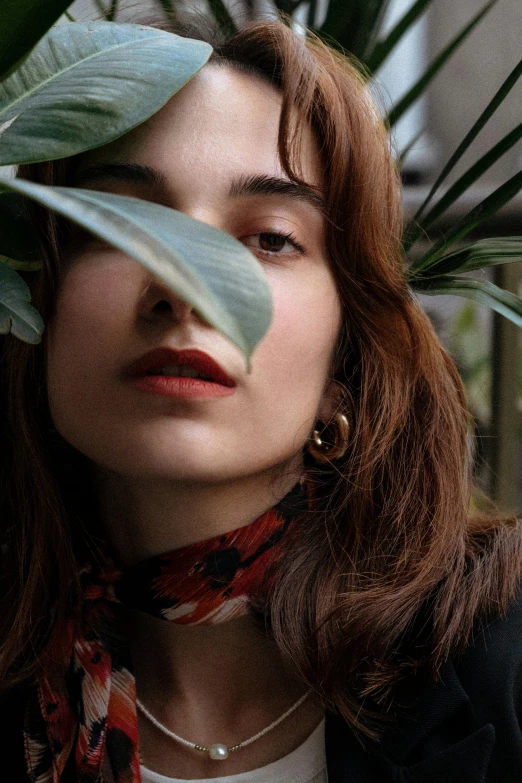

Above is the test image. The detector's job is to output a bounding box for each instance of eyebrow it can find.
[72,163,325,212]
[229,173,325,212]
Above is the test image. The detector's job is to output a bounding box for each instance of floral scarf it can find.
[23,483,307,783]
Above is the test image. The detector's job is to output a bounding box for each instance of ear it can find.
[317,380,344,423]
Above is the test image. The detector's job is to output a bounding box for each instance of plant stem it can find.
[206,0,238,37]
[156,0,177,22]
[307,0,318,27]
[93,0,110,20]
[107,0,119,21]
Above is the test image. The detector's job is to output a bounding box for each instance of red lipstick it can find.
[128,348,236,399]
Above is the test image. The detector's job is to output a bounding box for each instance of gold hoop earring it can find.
[308,412,350,463]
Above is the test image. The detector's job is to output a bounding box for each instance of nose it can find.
[138,276,202,328]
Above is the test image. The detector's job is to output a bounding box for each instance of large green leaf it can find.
[0,192,40,261]
[0,0,74,81]
[0,177,272,363]
[0,24,212,166]
[410,238,522,277]
[405,55,522,249]
[0,260,44,343]
[386,0,498,127]
[0,256,42,271]
[411,274,522,330]
[366,0,432,73]
[415,170,522,268]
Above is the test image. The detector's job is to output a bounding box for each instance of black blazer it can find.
[3,591,522,781]
[326,588,522,782]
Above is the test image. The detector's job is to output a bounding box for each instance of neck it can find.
[96,462,302,568]
[97,462,322,776]
[96,461,323,777]
[122,610,323,777]
[126,611,302,713]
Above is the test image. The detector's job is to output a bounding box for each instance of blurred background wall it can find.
[427,0,521,186]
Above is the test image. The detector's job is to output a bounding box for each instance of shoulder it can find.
[451,583,522,753]
[456,580,522,679]
[326,587,522,783]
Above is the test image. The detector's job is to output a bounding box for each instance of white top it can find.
[140,718,327,783]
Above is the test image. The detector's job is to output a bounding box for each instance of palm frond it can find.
[413,171,522,269]
[405,55,522,248]
[410,274,522,330]
[386,0,498,127]
[411,238,522,277]
[366,0,432,73]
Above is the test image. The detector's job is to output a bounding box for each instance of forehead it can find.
[74,63,322,192]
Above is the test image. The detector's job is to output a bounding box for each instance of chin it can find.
[82,442,250,483]
[57,421,304,484]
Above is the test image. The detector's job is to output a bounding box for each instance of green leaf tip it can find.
[0,258,44,343]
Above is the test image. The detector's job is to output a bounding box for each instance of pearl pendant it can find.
[208,743,229,760]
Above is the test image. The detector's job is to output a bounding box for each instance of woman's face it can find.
[46,64,342,483]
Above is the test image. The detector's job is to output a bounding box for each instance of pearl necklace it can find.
[136,689,312,761]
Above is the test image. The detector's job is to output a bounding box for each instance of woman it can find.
[1,16,522,783]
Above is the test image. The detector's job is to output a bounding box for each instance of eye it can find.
[243,231,304,256]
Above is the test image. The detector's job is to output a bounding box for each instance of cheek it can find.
[257,268,341,391]
[46,263,133,420]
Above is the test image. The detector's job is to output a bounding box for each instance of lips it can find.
[128,347,237,399]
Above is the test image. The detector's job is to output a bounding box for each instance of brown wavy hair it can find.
[1,17,522,736]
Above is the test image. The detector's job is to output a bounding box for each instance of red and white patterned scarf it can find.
[23,483,306,783]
